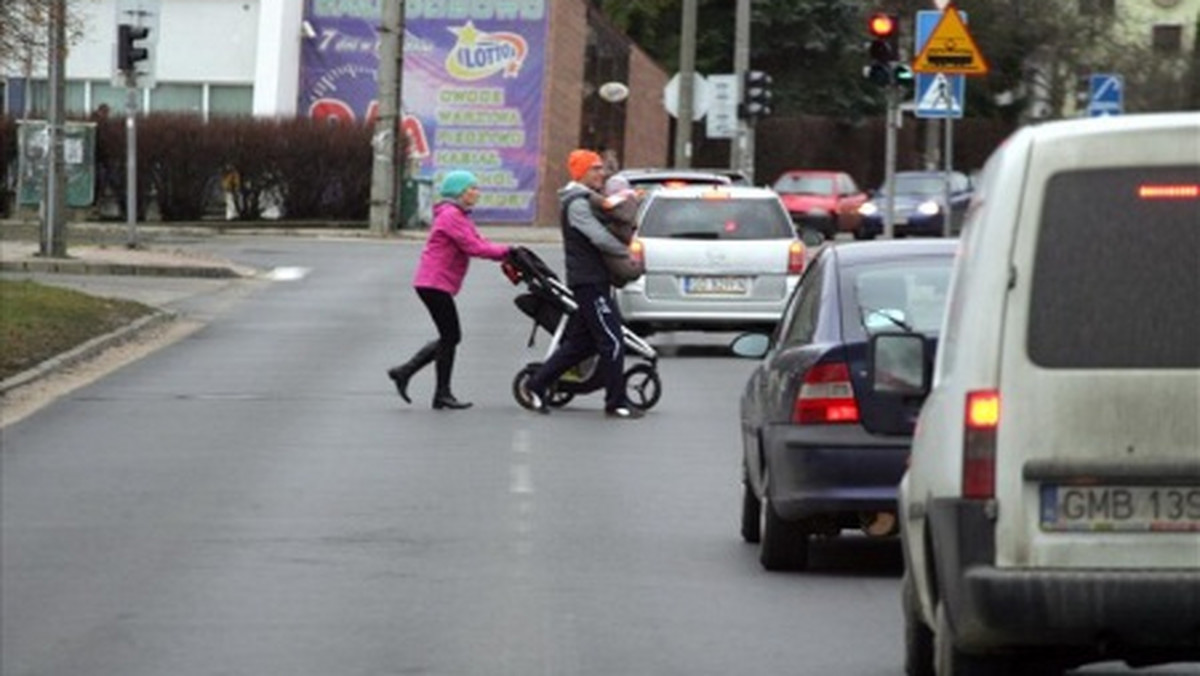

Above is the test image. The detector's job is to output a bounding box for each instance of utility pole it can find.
[731,0,751,180]
[673,0,697,168]
[42,0,67,258]
[369,1,404,235]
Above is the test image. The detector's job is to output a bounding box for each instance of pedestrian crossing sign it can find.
[915,72,964,119]
[913,3,989,76]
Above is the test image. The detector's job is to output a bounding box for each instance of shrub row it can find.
[2,115,378,222]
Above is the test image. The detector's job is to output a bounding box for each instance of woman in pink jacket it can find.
[387,170,511,410]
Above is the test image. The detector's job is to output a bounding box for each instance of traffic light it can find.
[739,70,773,121]
[892,63,914,87]
[864,12,900,87]
[868,12,899,62]
[118,24,150,73]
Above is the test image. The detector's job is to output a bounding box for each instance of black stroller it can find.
[501,246,662,411]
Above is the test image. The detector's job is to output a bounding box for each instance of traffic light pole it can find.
[942,84,955,237]
[883,85,899,240]
[125,72,140,248]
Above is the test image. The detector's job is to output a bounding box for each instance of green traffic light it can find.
[892,64,914,86]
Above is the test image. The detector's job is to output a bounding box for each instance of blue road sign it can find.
[1088,73,1123,117]
[914,10,965,119]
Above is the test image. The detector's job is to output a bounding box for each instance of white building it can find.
[2,0,303,118]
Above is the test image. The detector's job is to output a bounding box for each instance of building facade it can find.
[1,0,670,226]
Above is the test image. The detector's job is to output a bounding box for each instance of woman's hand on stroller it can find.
[502,246,531,285]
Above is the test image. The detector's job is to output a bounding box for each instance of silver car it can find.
[615,186,806,336]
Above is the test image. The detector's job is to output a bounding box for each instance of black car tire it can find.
[623,363,662,410]
[903,572,935,676]
[853,225,875,241]
[759,490,809,571]
[740,473,761,543]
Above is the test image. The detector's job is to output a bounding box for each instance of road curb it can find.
[0,259,245,278]
[0,310,177,395]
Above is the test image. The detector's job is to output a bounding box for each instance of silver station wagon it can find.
[615,186,806,336]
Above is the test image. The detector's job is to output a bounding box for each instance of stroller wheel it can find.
[624,363,662,410]
[547,390,574,408]
[511,364,540,410]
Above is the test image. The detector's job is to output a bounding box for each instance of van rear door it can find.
[993,126,1200,570]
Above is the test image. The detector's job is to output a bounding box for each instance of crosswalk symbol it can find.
[913,3,989,76]
[917,73,963,116]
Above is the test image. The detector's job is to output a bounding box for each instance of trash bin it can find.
[400,177,433,229]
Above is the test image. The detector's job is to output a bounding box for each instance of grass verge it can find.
[0,279,155,382]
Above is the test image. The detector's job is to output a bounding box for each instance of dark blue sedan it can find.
[732,239,956,571]
[856,170,974,238]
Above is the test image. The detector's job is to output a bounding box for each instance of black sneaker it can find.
[605,405,644,419]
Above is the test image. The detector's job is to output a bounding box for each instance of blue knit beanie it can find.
[440,170,478,198]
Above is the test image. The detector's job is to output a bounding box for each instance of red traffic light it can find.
[868,13,897,38]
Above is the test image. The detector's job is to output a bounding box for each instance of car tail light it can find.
[793,362,859,424]
[629,238,644,266]
[787,241,806,274]
[963,389,999,499]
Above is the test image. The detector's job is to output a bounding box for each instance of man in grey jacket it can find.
[523,149,642,419]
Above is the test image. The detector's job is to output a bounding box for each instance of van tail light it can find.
[629,238,645,266]
[788,241,806,274]
[963,389,999,499]
[793,362,859,424]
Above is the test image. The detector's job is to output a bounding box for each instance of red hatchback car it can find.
[772,170,869,241]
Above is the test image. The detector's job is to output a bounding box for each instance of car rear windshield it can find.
[840,258,953,342]
[1029,166,1199,368]
[638,196,795,240]
[773,175,835,195]
[626,176,729,192]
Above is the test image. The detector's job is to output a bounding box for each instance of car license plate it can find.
[1040,484,1200,532]
[683,276,748,295]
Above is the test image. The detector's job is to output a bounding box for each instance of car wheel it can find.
[623,363,662,410]
[740,471,761,543]
[759,488,809,571]
[903,572,935,676]
[934,603,1005,676]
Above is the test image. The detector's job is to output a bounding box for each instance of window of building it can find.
[209,85,253,117]
[92,82,134,115]
[150,83,203,114]
[1152,24,1183,55]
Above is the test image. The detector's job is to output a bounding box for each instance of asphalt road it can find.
[2,236,1194,676]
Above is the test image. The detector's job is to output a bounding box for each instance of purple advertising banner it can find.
[299,0,549,223]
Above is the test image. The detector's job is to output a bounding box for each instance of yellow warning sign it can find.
[913,4,989,76]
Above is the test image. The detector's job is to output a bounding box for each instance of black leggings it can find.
[417,287,461,394]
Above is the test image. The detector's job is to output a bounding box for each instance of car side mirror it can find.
[730,332,771,359]
[869,333,929,395]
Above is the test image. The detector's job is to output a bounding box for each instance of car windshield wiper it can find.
[669,232,721,240]
[860,306,915,333]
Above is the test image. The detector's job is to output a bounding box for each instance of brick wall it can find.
[623,47,670,170]
[526,0,670,228]
[534,0,589,228]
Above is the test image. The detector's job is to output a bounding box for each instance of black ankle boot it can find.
[432,393,473,410]
[387,341,439,404]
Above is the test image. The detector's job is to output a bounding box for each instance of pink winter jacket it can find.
[412,201,510,295]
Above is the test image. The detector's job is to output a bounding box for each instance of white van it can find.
[891,113,1200,675]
